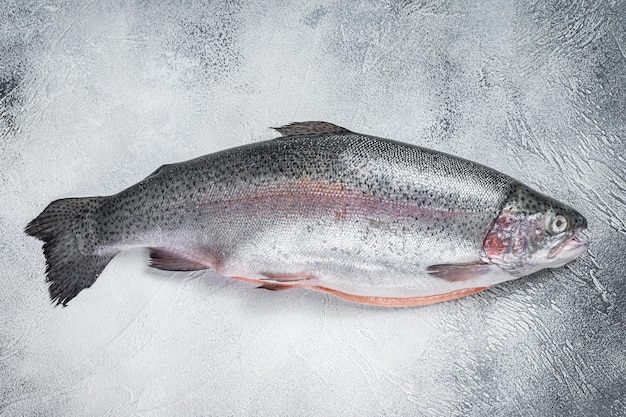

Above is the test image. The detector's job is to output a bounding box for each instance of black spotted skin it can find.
[96,132,516,258]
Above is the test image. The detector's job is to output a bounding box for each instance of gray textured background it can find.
[1,1,625,416]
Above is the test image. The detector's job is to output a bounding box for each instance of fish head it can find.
[481,185,588,277]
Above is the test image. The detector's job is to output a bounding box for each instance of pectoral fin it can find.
[426,263,498,282]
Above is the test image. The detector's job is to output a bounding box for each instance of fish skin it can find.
[25,121,588,306]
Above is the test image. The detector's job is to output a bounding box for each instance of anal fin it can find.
[148,247,215,271]
[230,271,317,292]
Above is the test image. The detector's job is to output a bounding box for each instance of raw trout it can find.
[25,121,588,306]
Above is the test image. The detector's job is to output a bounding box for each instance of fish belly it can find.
[219,215,514,301]
[120,192,514,305]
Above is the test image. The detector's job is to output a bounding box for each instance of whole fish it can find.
[25,121,588,307]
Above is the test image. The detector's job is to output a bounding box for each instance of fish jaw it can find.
[545,227,588,268]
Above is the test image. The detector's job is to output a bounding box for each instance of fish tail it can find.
[25,197,116,306]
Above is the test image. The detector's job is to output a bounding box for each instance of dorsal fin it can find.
[271,121,351,137]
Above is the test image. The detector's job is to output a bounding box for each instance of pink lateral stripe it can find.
[187,176,477,222]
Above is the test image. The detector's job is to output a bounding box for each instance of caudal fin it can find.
[25,197,116,306]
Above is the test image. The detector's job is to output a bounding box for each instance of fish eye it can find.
[551,215,568,233]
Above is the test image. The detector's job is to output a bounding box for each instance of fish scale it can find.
[25,121,588,306]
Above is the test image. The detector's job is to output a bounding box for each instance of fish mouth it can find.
[548,227,588,259]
